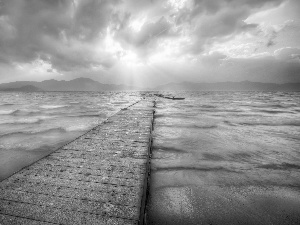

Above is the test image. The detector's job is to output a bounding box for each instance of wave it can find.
[223,120,238,126]
[66,113,107,118]
[200,105,217,108]
[224,120,300,127]
[0,109,42,116]
[153,166,238,173]
[258,163,300,170]
[254,103,295,109]
[154,113,198,119]
[271,104,291,108]
[182,104,195,108]
[162,124,218,129]
[202,153,224,161]
[111,101,129,105]
[257,109,290,114]
[238,121,300,127]
[10,109,21,115]
[65,125,92,131]
[40,105,69,109]
[0,109,17,115]
[0,118,43,125]
[154,114,166,119]
[197,108,245,113]
[230,114,258,118]
[10,109,42,116]
[0,103,14,106]
[194,124,218,129]
[153,146,187,153]
[0,127,67,138]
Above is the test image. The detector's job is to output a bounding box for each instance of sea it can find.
[147,91,300,224]
[1,91,300,224]
[0,91,140,180]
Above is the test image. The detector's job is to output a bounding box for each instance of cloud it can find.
[257,20,296,48]
[274,47,300,61]
[71,0,121,41]
[114,0,284,58]
[182,0,284,54]
[0,0,119,71]
[1,0,299,86]
[266,30,277,47]
[200,51,227,66]
[117,16,173,47]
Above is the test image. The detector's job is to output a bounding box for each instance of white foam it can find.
[0,110,15,115]
[15,118,41,124]
[40,105,68,109]
[66,124,91,131]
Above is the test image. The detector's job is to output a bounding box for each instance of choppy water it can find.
[147,91,300,225]
[1,91,300,224]
[0,91,140,180]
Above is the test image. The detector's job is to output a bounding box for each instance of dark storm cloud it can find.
[114,16,177,59]
[70,0,121,41]
[172,0,284,54]
[0,0,72,62]
[267,39,276,47]
[0,0,293,75]
[0,0,119,71]
[123,17,173,47]
[108,0,285,56]
[112,0,284,57]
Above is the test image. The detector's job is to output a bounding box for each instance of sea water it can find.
[1,91,300,224]
[147,91,300,225]
[0,91,140,180]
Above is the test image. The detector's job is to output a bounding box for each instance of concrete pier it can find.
[0,98,155,225]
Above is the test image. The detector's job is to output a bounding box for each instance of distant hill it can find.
[154,81,300,91]
[0,78,138,92]
[0,85,44,92]
[1,78,299,92]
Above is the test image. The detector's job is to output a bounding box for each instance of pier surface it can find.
[0,99,154,225]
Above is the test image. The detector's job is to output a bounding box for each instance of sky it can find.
[0,0,299,87]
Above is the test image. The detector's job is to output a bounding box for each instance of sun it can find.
[104,28,123,55]
[129,16,146,32]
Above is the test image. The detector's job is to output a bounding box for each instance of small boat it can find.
[172,97,185,100]
[154,94,185,100]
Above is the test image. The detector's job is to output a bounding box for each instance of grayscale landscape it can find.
[0,0,300,224]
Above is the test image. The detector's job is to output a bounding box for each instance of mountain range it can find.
[0,78,299,92]
[0,78,138,92]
